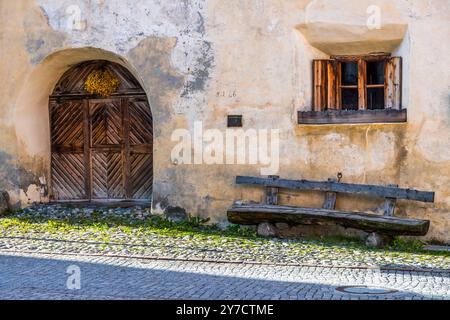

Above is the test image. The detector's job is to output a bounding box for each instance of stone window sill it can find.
[297,109,407,125]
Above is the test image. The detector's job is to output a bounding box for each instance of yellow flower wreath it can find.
[85,70,120,97]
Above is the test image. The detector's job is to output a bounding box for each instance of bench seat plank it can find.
[236,176,435,203]
[227,204,430,236]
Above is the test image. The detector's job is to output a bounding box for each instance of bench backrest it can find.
[236,176,435,203]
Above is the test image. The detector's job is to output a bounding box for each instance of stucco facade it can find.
[0,0,449,242]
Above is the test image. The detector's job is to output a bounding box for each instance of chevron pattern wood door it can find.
[50,60,153,202]
[50,99,88,200]
[51,97,153,201]
[128,98,153,199]
[89,98,153,200]
[90,99,126,199]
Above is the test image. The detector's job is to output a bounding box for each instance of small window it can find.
[301,54,405,125]
[366,61,385,85]
[337,56,389,110]
[341,62,358,86]
[340,61,359,110]
[341,88,358,110]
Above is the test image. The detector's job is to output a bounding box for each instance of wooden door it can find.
[50,60,153,202]
[128,97,153,199]
[89,97,153,200]
[50,97,153,201]
[50,99,88,200]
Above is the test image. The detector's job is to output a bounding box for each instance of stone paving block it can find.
[0,251,449,300]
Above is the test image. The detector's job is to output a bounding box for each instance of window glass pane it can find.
[341,88,358,110]
[341,62,358,85]
[367,61,385,85]
[367,88,385,109]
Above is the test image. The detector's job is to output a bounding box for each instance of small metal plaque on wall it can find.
[227,115,243,127]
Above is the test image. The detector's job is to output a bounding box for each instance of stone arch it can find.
[13,47,153,204]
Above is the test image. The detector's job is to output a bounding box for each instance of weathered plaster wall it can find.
[0,0,449,242]
[297,0,408,55]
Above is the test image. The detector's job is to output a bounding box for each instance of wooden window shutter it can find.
[313,60,327,111]
[385,57,402,109]
[327,60,339,109]
[358,59,367,110]
[313,59,338,111]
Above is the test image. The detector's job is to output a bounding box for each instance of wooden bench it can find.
[227,176,434,244]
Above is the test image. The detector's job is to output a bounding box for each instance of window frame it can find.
[332,54,388,111]
[299,54,406,125]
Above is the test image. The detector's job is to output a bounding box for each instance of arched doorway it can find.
[49,60,153,202]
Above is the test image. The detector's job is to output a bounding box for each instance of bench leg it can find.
[365,232,393,248]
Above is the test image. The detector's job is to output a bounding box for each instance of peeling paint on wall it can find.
[0,151,46,208]
[23,6,66,65]
[181,41,214,97]
[0,151,39,191]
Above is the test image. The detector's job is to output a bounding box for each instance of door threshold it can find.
[49,200,152,209]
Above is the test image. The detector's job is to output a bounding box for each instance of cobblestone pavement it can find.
[1,205,448,271]
[2,236,447,271]
[0,251,449,300]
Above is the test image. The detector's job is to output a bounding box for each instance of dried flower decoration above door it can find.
[84,69,120,97]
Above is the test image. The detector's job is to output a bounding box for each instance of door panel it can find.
[129,100,153,145]
[51,100,85,146]
[128,99,153,199]
[107,152,125,198]
[50,96,153,201]
[50,100,87,200]
[51,153,86,200]
[91,152,125,199]
[130,153,153,199]
[90,100,122,145]
[91,152,107,199]
[89,99,124,200]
